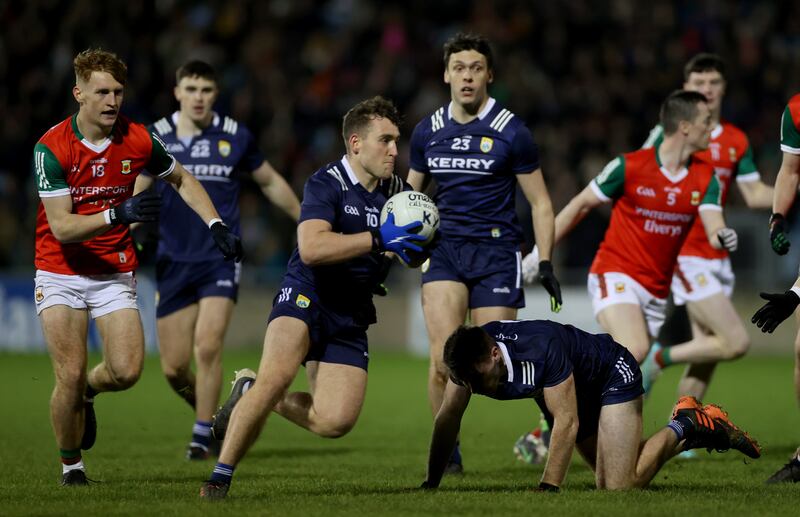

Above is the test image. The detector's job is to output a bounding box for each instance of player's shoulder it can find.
[787,92,800,113]
[37,116,73,150]
[150,112,176,137]
[414,103,449,137]
[216,113,251,139]
[718,120,748,147]
[111,115,153,149]
[484,99,525,135]
[622,147,654,167]
[308,158,351,192]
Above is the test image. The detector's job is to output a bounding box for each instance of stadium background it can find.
[1,0,800,352]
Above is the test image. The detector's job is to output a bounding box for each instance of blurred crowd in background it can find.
[2,0,800,284]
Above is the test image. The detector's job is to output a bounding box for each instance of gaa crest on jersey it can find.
[491,227,502,238]
[218,140,231,157]
[120,159,132,175]
[480,137,494,153]
[690,191,700,205]
[728,147,737,162]
[296,294,310,308]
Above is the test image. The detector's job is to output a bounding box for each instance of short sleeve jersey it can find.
[409,98,539,244]
[589,148,720,298]
[477,320,624,402]
[781,93,800,156]
[150,112,265,262]
[282,156,408,324]
[642,122,759,259]
[33,114,175,275]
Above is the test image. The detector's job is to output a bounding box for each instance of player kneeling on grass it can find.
[420,321,760,491]
[199,96,431,499]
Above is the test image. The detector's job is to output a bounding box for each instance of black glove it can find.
[130,222,159,263]
[752,290,800,333]
[538,260,562,313]
[210,221,243,262]
[108,191,161,225]
[769,213,790,255]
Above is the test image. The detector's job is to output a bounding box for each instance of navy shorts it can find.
[421,239,524,309]
[156,258,240,318]
[543,344,643,443]
[268,281,370,371]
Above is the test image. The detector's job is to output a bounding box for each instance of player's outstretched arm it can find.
[737,179,774,209]
[161,162,221,224]
[769,152,800,255]
[252,161,301,222]
[752,282,800,333]
[540,374,579,490]
[163,163,243,261]
[698,208,738,252]
[554,185,604,245]
[422,380,470,489]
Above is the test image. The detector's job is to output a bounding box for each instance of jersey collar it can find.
[710,123,723,139]
[447,97,497,121]
[340,155,360,185]
[654,147,690,184]
[496,341,514,383]
[71,113,112,153]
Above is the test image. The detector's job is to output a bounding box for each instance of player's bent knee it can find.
[720,332,749,360]
[108,365,142,389]
[194,340,223,366]
[315,416,357,438]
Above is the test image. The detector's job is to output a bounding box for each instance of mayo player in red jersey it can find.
[525,91,736,368]
[33,49,241,485]
[751,92,800,483]
[639,54,774,399]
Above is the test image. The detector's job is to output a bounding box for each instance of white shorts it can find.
[671,256,734,305]
[587,272,667,338]
[34,270,138,319]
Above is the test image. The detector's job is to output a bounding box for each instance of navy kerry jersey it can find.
[409,98,539,244]
[479,320,630,401]
[150,112,264,261]
[283,156,407,323]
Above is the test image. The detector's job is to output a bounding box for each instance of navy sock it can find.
[450,441,462,465]
[667,414,694,441]
[191,420,213,449]
[210,462,235,484]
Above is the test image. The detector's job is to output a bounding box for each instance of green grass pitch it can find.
[1,349,798,516]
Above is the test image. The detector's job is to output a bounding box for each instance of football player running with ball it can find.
[200,97,427,499]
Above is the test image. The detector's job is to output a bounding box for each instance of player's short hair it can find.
[74,48,127,85]
[684,53,726,81]
[660,90,708,135]
[443,32,494,71]
[176,60,218,85]
[443,325,493,388]
[341,96,402,150]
